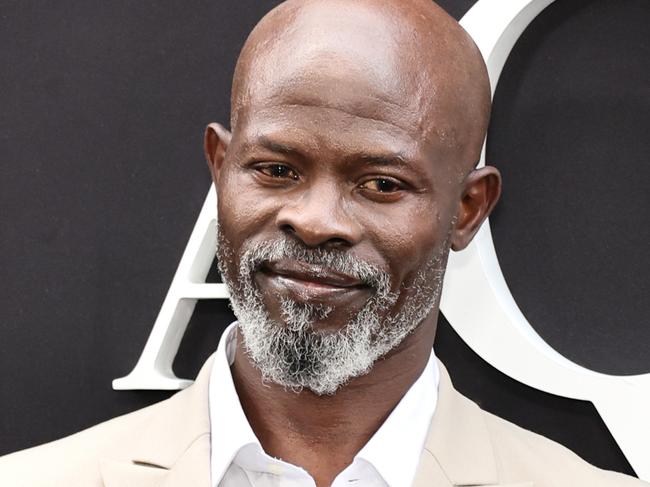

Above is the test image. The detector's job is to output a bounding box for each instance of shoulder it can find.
[479,407,648,486]
[0,352,216,487]
[433,361,647,486]
[0,400,162,487]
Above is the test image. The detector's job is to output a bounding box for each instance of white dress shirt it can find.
[209,323,440,487]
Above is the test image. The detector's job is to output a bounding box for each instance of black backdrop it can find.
[1,0,648,477]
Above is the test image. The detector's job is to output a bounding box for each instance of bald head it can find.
[207,0,502,401]
[230,0,491,170]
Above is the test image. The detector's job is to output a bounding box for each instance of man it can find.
[0,0,646,486]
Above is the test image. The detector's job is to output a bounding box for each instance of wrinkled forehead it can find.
[231,0,488,165]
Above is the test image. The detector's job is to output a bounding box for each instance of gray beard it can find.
[217,230,446,395]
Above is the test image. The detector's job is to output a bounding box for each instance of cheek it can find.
[361,202,448,287]
[217,166,278,244]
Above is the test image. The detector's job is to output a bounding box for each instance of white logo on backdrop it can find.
[112,0,650,479]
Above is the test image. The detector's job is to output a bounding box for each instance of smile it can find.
[257,261,370,302]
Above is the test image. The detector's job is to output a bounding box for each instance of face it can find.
[206,3,500,395]
[211,92,462,394]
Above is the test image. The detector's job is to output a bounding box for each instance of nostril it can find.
[280,223,296,236]
[328,237,348,248]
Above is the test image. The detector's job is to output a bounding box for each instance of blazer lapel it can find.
[412,448,454,487]
[413,361,532,487]
[99,459,168,487]
[160,433,211,487]
[100,354,216,487]
[100,438,211,487]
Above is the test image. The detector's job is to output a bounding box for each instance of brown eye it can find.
[258,164,299,180]
[360,178,402,193]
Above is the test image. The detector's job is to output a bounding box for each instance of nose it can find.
[275,183,362,248]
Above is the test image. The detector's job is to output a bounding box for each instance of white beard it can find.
[217,231,446,395]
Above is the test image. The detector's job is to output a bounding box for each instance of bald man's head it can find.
[230,0,491,171]
[206,0,501,395]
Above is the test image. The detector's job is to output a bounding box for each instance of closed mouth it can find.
[260,261,367,290]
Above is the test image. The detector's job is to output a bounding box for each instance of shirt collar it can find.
[355,350,439,487]
[208,322,259,485]
[208,322,440,487]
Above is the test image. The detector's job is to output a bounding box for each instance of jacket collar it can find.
[413,361,523,487]
[101,353,216,487]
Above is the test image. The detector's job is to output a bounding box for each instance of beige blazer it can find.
[0,355,646,487]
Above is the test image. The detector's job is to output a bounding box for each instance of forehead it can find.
[233,4,463,153]
[235,78,466,183]
[237,62,460,167]
[237,103,426,166]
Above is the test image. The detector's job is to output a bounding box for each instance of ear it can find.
[204,122,232,184]
[451,166,502,251]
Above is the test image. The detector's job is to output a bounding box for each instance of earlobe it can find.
[450,166,502,251]
[204,122,232,183]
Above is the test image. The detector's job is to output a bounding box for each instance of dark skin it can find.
[205,1,501,485]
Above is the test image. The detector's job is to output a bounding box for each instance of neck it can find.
[231,314,437,487]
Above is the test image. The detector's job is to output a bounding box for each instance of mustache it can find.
[238,238,391,291]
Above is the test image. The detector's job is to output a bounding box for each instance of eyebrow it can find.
[353,152,435,184]
[256,136,307,159]
[352,153,412,169]
[251,136,421,174]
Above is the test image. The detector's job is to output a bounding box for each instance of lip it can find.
[257,260,370,302]
[263,261,365,288]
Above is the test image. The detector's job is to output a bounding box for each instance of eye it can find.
[256,163,299,180]
[359,178,403,193]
